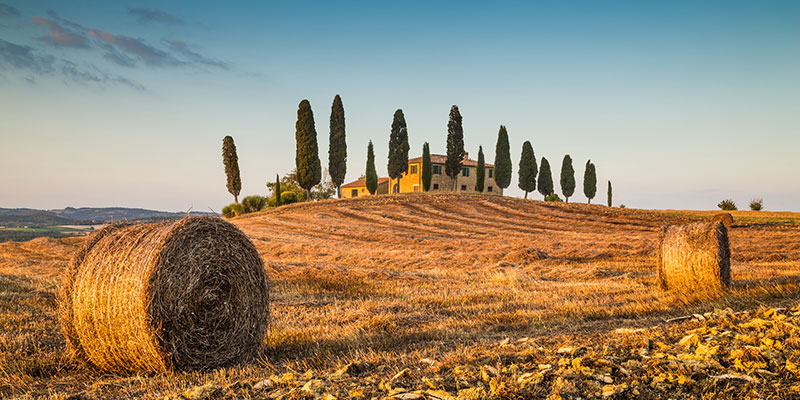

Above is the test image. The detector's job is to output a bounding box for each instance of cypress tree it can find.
[222,135,241,203]
[607,180,612,207]
[365,141,378,195]
[493,125,512,190]
[537,157,553,200]
[295,99,321,201]
[560,154,575,203]
[328,94,347,198]
[475,146,485,193]
[445,105,465,191]
[387,109,408,193]
[583,160,597,204]
[518,141,537,199]
[274,174,282,206]
[422,142,432,191]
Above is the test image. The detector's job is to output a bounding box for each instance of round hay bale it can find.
[58,216,269,373]
[657,221,731,294]
[711,213,734,228]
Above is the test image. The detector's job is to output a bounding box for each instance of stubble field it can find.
[2,193,800,399]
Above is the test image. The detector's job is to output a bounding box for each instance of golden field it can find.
[2,193,800,399]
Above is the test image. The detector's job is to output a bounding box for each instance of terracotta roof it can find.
[341,177,390,188]
[407,154,494,168]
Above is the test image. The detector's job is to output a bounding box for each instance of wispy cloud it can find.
[165,40,229,69]
[0,3,20,18]
[32,16,90,49]
[0,38,144,90]
[88,29,183,67]
[0,39,55,74]
[128,8,182,25]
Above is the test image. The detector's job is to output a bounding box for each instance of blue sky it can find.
[1,1,798,211]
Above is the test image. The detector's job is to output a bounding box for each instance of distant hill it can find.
[0,208,74,227]
[50,207,212,223]
[0,207,213,228]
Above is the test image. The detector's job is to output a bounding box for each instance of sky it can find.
[0,1,798,212]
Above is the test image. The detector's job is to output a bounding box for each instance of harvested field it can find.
[1,193,800,398]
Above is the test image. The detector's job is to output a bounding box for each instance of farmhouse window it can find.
[462,167,469,177]
[487,186,493,192]
[433,165,442,174]
[433,183,439,190]
[409,165,418,174]
[461,185,467,191]
[488,168,493,178]
[352,189,358,197]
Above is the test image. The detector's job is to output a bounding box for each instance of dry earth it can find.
[1,193,799,399]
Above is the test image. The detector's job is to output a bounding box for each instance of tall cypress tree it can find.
[583,160,597,204]
[274,174,282,206]
[518,141,537,199]
[328,94,347,198]
[422,142,432,191]
[537,157,553,200]
[365,141,378,195]
[387,109,408,193]
[560,154,575,203]
[493,125,512,190]
[445,105,465,191]
[475,146,485,193]
[295,99,321,201]
[222,135,241,203]
[607,180,612,207]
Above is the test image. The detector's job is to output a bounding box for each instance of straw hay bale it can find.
[711,213,734,228]
[59,217,269,373]
[658,221,731,294]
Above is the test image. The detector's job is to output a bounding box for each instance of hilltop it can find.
[1,193,799,398]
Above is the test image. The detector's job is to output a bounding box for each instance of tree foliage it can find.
[445,105,465,190]
[537,157,553,200]
[518,141,537,198]
[422,142,432,192]
[274,174,282,207]
[493,125,512,189]
[607,180,612,207]
[366,141,378,195]
[718,199,737,211]
[583,160,597,204]
[560,154,575,203]
[266,170,308,203]
[222,135,241,203]
[295,99,321,200]
[750,198,763,211]
[387,109,408,193]
[475,146,485,193]
[328,94,347,197]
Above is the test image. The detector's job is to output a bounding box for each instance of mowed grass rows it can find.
[1,193,799,396]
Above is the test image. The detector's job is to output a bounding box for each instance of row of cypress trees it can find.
[225,98,614,206]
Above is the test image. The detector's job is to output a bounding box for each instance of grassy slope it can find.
[1,193,799,398]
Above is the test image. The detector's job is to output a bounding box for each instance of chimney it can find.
[463,151,469,160]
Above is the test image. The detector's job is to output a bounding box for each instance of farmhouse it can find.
[341,153,502,197]
[341,177,390,198]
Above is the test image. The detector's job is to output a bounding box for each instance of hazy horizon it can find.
[1,1,798,212]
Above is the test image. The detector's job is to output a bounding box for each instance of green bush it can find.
[221,203,245,218]
[717,199,737,211]
[268,196,279,208]
[281,192,299,205]
[544,193,563,202]
[242,195,268,213]
[749,198,763,211]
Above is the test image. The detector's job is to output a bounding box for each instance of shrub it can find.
[544,193,563,202]
[749,198,763,211]
[619,204,626,209]
[242,195,267,213]
[281,192,299,205]
[221,203,245,218]
[717,199,737,211]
